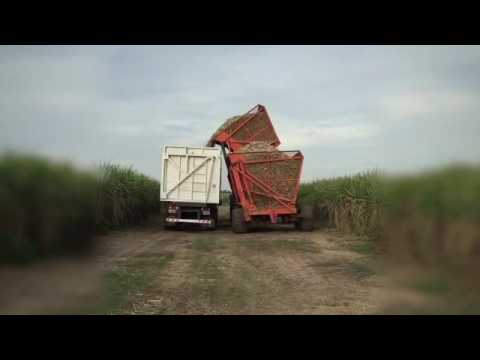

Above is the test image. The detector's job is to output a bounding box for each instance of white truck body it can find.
[160,145,222,204]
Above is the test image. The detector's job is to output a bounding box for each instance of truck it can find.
[160,145,222,230]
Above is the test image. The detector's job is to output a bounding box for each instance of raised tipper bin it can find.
[207,104,281,152]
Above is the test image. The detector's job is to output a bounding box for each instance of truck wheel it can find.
[231,207,248,234]
[209,218,217,230]
[162,220,176,230]
[206,206,218,231]
[207,216,217,231]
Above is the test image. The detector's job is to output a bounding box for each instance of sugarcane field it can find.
[1,45,480,316]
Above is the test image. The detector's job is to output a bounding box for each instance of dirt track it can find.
[93,212,386,315]
[1,210,398,315]
[0,210,450,315]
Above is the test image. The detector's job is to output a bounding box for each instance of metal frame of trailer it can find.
[209,104,311,231]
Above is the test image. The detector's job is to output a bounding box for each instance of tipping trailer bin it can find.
[207,104,281,152]
[226,148,313,233]
[160,145,222,230]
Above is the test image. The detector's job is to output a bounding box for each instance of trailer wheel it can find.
[296,203,314,232]
[294,220,300,230]
[229,194,235,220]
[296,218,314,231]
[232,207,248,233]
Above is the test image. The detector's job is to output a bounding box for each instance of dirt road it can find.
[92,212,386,315]
[0,210,450,315]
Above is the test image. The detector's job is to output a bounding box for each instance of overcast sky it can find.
[1,45,479,183]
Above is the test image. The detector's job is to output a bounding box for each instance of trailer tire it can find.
[232,207,248,233]
[296,203,314,232]
[296,218,314,231]
[229,194,235,221]
[294,220,300,231]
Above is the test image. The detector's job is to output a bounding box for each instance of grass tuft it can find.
[99,253,173,314]
[191,237,218,252]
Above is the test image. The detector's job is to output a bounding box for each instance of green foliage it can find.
[99,253,173,314]
[382,164,480,220]
[300,164,480,313]
[0,153,161,264]
[0,153,99,263]
[220,190,231,205]
[350,241,376,255]
[300,164,480,237]
[300,170,383,237]
[191,237,218,252]
[348,260,376,280]
[300,170,383,206]
[96,163,160,230]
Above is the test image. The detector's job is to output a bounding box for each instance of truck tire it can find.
[209,206,218,230]
[201,206,218,231]
[162,219,176,230]
[232,207,248,234]
[207,210,217,230]
[208,217,217,231]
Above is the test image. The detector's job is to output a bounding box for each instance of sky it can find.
[1,45,479,184]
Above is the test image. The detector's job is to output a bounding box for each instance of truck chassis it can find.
[163,202,218,230]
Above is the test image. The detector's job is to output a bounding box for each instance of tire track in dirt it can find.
[123,227,384,314]
[226,230,378,314]
[94,215,385,315]
[0,215,386,314]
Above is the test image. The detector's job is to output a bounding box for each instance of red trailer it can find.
[209,104,313,233]
[227,149,313,232]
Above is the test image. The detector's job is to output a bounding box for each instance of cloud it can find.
[380,90,479,121]
[1,45,480,182]
[279,123,378,149]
